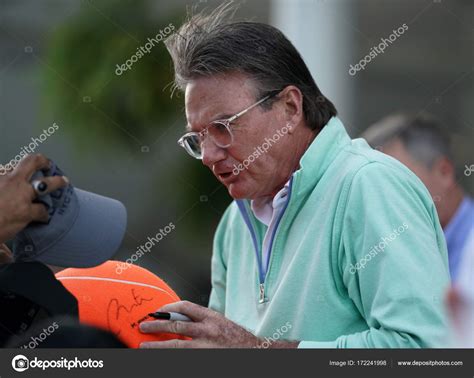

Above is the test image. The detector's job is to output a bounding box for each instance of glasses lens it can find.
[208,121,232,148]
[183,134,203,159]
[179,122,233,159]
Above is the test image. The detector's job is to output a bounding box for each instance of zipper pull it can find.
[259,283,265,303]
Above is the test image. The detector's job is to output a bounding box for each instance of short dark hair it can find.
[165,2,337,131]
[362,111,452,168]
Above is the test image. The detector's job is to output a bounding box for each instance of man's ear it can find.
[280,85,304,131]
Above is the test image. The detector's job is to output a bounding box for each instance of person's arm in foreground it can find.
[0,154,68,244]
[140,300,297,348]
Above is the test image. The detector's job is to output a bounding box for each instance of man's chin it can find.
[227,181,250,200]
[227,179,260,200]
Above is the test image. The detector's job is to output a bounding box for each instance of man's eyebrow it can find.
[213,114,233,121]
[185,113,234,132]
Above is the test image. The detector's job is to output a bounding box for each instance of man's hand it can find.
[0,154,68,244]
[139,301,298,349]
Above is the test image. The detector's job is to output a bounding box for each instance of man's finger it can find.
[13,154,50,180]
[26,174,69,201]
[139,339,196,349]
[157,301,210,321]
[30,203,49,223]
[140,319,201,337]
[39,175,69,194]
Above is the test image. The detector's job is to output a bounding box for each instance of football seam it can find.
[57,276,178,300]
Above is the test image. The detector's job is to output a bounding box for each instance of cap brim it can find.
[36,189,127,268]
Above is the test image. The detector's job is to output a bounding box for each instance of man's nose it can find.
[201,138,226,167]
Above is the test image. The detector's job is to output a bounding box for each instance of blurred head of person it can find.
[362,112,463,228]
[0,261,79,347]
[165,3,337,200]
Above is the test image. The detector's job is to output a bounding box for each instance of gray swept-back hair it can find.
[165,2,337,131]
[362,111,452,168]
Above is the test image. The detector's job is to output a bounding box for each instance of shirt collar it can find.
[251,180,290,226]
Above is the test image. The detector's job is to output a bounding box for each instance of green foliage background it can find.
[41,0,231,248]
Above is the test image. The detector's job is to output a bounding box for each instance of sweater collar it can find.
[292,116,351,198]
[236,117,351,211]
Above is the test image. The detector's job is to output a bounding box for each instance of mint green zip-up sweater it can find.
[208,117,450,348]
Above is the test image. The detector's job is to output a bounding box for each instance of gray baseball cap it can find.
[12,162,127,268]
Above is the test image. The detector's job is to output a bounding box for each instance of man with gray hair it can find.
[139,4,450,348]
[362,112,473,284]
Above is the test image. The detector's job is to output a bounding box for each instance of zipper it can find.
[259,283,265,304]
[236,177,294,304]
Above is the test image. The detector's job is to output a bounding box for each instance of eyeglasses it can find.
[177,90,281,159]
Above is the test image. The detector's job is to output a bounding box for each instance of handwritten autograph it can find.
[106,289,153,336]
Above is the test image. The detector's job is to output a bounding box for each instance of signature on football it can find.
[107,289,153,336]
